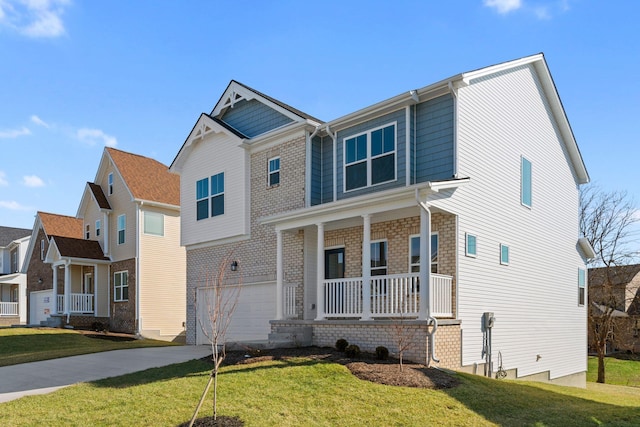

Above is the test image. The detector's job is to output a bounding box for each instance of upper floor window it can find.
[268,157,280,187]
[500,244,510,265]
[40,239,45,261]
[578,268,586,306]
[10,248,18,273]
[85,224,90,240]
[114,271,128,302]
[96,220,101,237]
[117,214,126,245]
[108,173,114,195]
[196,173,225,221]
[466,233,477,258]
[521,157,532,207]
[344,123,396,191]
[371,240,388,276]
[409,234,439,274]
[144,211,164,236]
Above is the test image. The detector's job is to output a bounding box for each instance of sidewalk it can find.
[0,345,212,403]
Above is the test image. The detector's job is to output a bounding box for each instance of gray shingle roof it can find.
[0,226,31,247]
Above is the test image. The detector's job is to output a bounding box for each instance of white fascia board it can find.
[261,179,468,231]
[20,215,43,274]
[135,199,180,211]
[461,53,544,85]
[44,238,61,264]
[170,114,243,174]
[104,149,136,204]
[241,121,316,153]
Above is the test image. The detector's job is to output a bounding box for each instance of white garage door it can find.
[29,290,53,325]
[196,281,276,345]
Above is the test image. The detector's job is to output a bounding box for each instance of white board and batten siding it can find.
[433,63,587,380]
[196,281,276,345]
[179,132,250,248]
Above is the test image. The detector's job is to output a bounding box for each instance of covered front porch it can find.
[0,274,26,325]
[263,183,463,323]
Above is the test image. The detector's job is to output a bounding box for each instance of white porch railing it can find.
[323,278,363,317]
[57,293,94,314]
[0,302,18,316]
[322,273,453,319]
[284,284,297,318]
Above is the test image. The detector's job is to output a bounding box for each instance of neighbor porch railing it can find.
[284,284,297,318]
[57,293,94,314]
[320,273,453,319]
[0,301,18,316]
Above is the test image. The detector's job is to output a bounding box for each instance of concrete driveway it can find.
[0,345,212,403]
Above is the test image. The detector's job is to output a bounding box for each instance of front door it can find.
[83,273,93,294]
[325,248,345,279]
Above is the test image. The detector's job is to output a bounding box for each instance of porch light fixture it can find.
[231,261,238,272]
[37,277,43,284]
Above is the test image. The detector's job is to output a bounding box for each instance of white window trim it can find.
[117,214,126,245]
[114,270,128,302]
[370,239,388,276]
[210,171,225,217]
[96,220,101,237]
[578,268,586,306]
[343,122,397,193]
[268,156,280,187]
[521,156,532,208]
[85,224,90,240]
[409,233,439,273]
[143,211,164,237]
[40,239,45,261]
[108,173,114,195]
[465,233,477,258]
[500,244,509,266]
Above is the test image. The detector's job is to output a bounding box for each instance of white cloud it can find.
[0,200,31,211]
[0,171,8,186]
[0,0,70,38]
[0,126,31,138]
[77,128,118,148]
[30,114,49,128]
[23,174,44,187]
[484,0,522,14]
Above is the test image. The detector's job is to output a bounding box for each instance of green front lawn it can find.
[0,327,177,367]
[588,354,640,387]
[2,356,640,426]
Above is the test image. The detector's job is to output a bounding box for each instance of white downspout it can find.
[135,203,141,336]
[416,188,440,365]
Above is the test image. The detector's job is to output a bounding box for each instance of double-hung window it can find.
[371,241,388,276]
[85,224,90,240]
[409,234,439,273]
[578,268,586,306]
[268,157,280,186]
[96,220,101,237]
[10,248,18,273]
[108,173,114,195]
[40,239,45,261]
[117,214,126,245]
[144,211,164,236]
[114,271,128,302]
[196,173,225,220]
[344,123,396,191]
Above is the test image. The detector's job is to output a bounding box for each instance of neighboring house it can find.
[24,148,186,341]
[588,265,640,354]
[171,53,591,386]
[0,226,31,325]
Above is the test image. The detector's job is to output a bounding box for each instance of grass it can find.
[588,354,640,387]
[0,327,177,367]
[2,355,640,426]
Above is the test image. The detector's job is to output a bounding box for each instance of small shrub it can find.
[345,344,361,358]
[336,338,349,352]
[91,321,106,332]
[375,346,389,360]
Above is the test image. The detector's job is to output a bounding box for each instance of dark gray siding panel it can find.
[321,136,334,204]
[220,99,293,138]
[335,109,406,201]
[415,95,454,183]
[310,136,322,206]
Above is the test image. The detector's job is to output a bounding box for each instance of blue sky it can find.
[0,0,638,229]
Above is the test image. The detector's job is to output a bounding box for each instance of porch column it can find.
[275,229,283,320]
[419,206,431,320]
[51,265,58,315]
[63,262,71,316]
[361,214,372,321]
[314,223,325,320]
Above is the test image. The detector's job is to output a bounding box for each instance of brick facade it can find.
[185,135,307,344]
[109,258,136,333]
[26,228,53,322]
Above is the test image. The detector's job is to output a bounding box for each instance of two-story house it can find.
[25,148,186,341]
[171,53,592,386]
[0,226,31,325]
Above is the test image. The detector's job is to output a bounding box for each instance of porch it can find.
[56,293,95,314]
[0,276,25,324]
